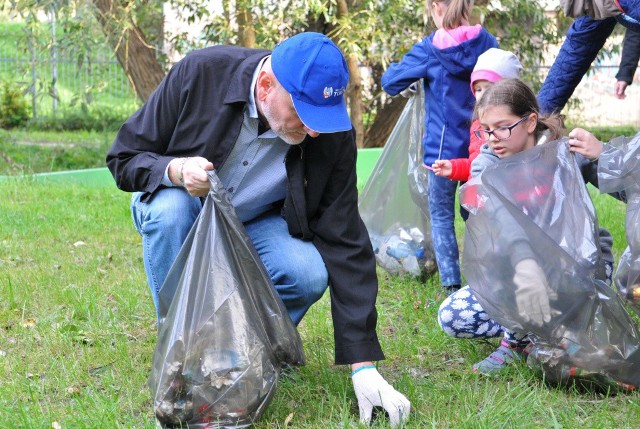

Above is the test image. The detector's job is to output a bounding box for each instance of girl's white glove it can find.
[351,366,410,427]
[513,258,557,327]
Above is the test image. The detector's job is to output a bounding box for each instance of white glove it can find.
[351,366,410,427]
[513,258,557,327]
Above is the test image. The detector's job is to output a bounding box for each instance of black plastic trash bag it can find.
[598,131,640,313]
[149,172,305,428]
[461,139,640,391]
[359,83,436,278]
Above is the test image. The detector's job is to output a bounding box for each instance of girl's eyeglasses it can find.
[474,114,531,142]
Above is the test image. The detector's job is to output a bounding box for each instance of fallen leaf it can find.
[66,385,81,396]
[382,326,395,335]
[21,318,37,328]
[284,412,294,426]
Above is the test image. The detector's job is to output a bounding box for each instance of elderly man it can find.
[106,32,410,426]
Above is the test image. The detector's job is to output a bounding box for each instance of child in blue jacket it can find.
[381,0,497,295]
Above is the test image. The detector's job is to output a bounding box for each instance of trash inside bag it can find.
[371,228,429,278]
[597,131,640,313]
[461,139,640,391]
[149,172,305,428]
[359,83,436,278]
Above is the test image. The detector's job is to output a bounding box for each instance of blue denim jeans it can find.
[131,188,328,323]
[427,171,461,287]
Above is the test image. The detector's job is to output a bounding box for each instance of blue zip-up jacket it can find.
[381,28,497,167]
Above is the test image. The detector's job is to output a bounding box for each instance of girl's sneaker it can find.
[472,339,528,375]
[434,284,460,302]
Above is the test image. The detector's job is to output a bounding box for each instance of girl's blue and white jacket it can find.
[381,28,497,167]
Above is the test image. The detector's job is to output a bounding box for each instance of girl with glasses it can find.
[438,78,619,374]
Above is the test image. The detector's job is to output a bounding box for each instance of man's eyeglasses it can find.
[473,114,531,142]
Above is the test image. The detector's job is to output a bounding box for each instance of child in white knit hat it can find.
[432,48,523,181]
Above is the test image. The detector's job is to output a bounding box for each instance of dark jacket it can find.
[106,46,384,365]
[381,27,497,167]
[616,28,640,84]
[538,16,617,114]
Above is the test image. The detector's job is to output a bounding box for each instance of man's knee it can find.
[292,262,328,304]
[306,269,329,303]
[139,189,201,233]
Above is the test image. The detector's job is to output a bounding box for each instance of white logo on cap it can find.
[324,86,346,98]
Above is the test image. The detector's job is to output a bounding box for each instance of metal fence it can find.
[559,64,640,128]
[0,44,138,118]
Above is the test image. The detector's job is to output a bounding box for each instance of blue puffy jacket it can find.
[381,28,497,166]
[538,16,617,114]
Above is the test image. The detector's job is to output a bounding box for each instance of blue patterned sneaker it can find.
[472,339,527,375]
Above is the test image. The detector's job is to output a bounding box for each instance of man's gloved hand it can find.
[351,366,410,427]
[513,258,557,327]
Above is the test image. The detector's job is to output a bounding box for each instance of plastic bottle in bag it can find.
[550,365,637,392]
[375,234,426,277]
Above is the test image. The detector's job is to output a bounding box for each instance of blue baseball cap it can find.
[271,32,352,133]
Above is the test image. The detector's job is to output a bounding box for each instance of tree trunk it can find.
[335,0,364,148]
[363,96,408,148]
[92,0,165,102]
[346,53,364,148]
[236,1,255,48]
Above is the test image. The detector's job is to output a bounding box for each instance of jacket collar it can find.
[224,49,271,105]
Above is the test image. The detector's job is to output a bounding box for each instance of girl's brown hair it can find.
[427,0,473,29]
[473,78,565,142]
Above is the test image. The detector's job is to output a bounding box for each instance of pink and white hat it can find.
[470,48,523,95]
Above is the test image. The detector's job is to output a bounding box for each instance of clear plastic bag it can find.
[149,172,305,428]
[461,139,640,391]
[598,131,640,313]
[359,84,436,278]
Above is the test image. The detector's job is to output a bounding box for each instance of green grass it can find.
[0,129,116,175]
[0,169,636,428]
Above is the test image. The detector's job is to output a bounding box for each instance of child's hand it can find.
[432,160,452,177]
[567,128,603,161]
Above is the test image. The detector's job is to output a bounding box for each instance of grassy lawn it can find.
[1,14,638,427]
[0,153,637,427]
[0,129,116,175]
